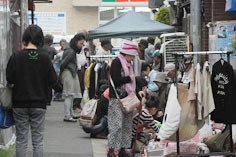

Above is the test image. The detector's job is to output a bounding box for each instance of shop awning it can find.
[88,11,175,39]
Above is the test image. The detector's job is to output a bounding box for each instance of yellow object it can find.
[84,63,94,88]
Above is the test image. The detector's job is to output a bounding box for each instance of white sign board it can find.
[28,12,66,33]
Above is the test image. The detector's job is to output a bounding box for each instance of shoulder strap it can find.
[110,76,121,100]
[132,102,142,155]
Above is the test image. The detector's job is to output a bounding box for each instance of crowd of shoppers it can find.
[6,24,182,157]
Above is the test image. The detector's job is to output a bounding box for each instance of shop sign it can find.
[102,0,148,2]
[28,12,66,33]
[217,25,236,56]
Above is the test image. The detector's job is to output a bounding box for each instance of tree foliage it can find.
[155,7,171,25]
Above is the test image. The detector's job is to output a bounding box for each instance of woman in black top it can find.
[107,42,138,157]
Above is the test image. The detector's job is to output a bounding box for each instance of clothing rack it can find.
[87,55,117,59]
[173,51,235,157]
[87,55,117,64]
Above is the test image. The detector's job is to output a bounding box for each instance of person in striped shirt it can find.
[132,95,160,145]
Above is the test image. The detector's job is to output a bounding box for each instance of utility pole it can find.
[190,0,201,63]
[20,0,28,49]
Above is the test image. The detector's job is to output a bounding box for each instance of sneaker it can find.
[63,117,77,122]
[72,115,80,119]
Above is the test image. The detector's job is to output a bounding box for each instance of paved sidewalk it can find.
[27,101,93,157]
[23,101,161,157]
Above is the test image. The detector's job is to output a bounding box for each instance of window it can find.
[98,6,152,26]
[99,7,115,21]
[117,7,133,16]
[135,7,151,18]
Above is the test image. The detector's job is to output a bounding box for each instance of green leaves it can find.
[155,7,171,25]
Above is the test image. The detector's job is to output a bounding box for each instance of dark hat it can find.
[101,40,113,49]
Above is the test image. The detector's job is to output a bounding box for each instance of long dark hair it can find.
[69,33,85,52]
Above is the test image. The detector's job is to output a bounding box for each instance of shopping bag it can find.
[0,86,12,109]
[225,0,236,12]
[110,77,140,113]
[79,99,97,128]
[76,48,88,67]
[0,105,14,129]
[205,127,230,152]
[119,92,140,113]
[159,84,181,140]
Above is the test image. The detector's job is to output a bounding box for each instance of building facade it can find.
[35,0,152,35]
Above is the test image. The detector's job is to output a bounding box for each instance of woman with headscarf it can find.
[107,42,138,157]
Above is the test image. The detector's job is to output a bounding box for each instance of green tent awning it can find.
[88,11,175,39]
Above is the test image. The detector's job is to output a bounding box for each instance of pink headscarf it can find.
[117,53,136,95]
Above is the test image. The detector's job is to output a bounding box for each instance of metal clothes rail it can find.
[172,51,234,157]
[87,55,117,64]
[87,55,117,59]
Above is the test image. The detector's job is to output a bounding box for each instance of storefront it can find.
[35,0,153,35]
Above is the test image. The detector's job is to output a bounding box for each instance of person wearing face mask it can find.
[60,33,85,122]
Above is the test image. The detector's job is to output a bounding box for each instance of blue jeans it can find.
[13,108,46,157]
[54,92,62,100]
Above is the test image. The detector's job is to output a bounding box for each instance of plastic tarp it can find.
[88,11,175,39]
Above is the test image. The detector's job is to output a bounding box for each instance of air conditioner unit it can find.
[161,32,189,66]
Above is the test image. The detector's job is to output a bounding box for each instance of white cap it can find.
[164,63,175,73]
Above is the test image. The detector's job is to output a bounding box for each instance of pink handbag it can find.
[110,78,140,113]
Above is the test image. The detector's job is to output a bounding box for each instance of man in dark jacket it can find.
[6,25,61,157]
[42,34,58,61]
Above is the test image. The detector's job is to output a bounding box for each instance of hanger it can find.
[220,53,224,65]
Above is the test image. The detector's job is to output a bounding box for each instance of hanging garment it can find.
[164,83,205,142]
[201,62,215,124]
[159,84,181,140]
[100,62,109,80]
[89,63,96,99]
[94,63,101,93]
[181,66,193,84]
[84,63,94,89]
[195,63,202,120]
[211,60,236,124]
[163,68,205,142]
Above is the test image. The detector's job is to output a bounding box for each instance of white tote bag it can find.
[79,99,97,128]
[159,84,181,140]
[76,48,88,68]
